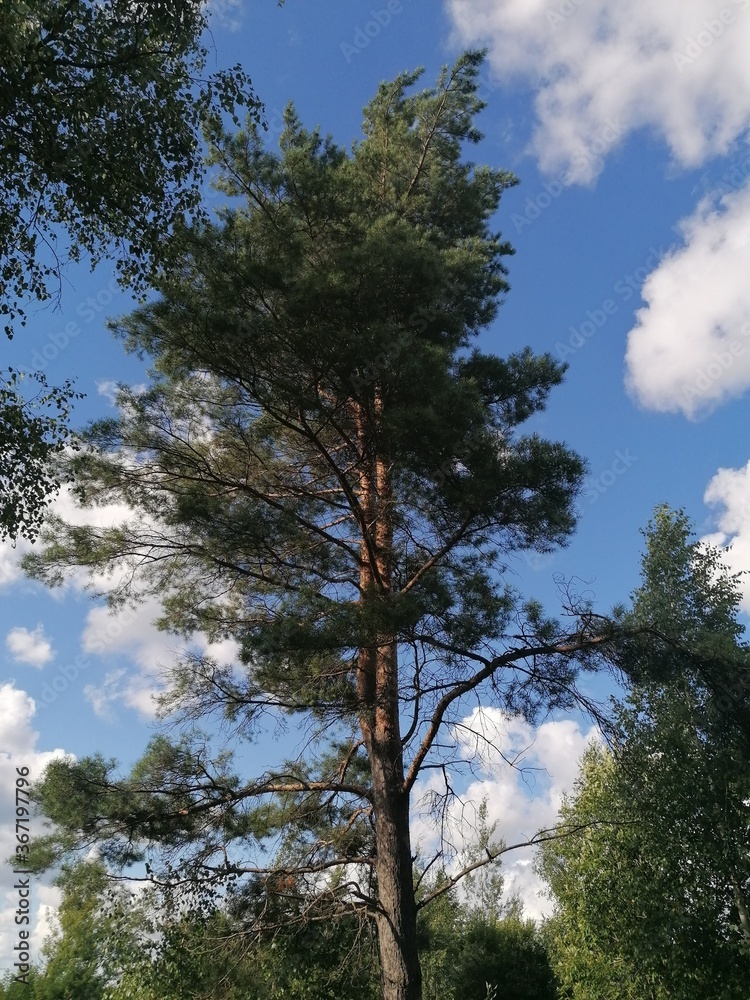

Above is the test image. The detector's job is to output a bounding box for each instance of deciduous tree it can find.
[0,0,260,540]
[538,508,750,998]
[0,369,79,540]
[0,0,259,324]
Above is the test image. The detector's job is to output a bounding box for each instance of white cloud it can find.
[411,708,600,919]
[96,379,147,409]
[625,182,750,417]
[80,601,172,721]
[0,467,240,722]
[0,684,39,754]
[206,0,245,33]
[702,461,750,613]
[0,531,34,592]
[83,668,128,721]
[0,479,135,600]
[5,626,55,669]
[447,0,750,183]
[96,379,120,406]
[80,598,241,721]
[446,4,750,420]
[46,484,136,594]
[0,684,67,970]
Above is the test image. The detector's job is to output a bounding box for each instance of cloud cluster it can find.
[625,183,750,417]
[447,1,750,418]
[0,471,240,721]
[0,478,133,599]
[206,0,245,33]
[79,598,241,721]
[447,0,750,183]
[702,460,750,614]
[5,626,55,669]
[411,708,599,918]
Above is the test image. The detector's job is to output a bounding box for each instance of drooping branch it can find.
[416,818,641,911]
[403,626,627,794]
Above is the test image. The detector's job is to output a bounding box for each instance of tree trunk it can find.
[362,641,422,1000]
[356,400,422,1000]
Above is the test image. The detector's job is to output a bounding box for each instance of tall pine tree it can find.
[27,54,605,999]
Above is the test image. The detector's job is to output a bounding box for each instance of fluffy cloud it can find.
[411,708,599,919]
[0,465,241,721]
[80,599,172,721]
[5,626,55,668]
[80,598,241,721]
[625,182,750,417]
[702,460,750,613]
[0,478,133,598]
[0,536,31,592]
[0,684,67,970]
[445,3,750,418]
[0,472,213,719]
[447,0,750,183]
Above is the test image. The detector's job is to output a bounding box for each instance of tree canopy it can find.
[25,52,617,1000]
[0,369,79,540]
[0,0,260,542]
[539,508,750,998]
[0,0,259,326]
[6,846,557,999]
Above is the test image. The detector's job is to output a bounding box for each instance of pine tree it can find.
[27,53,606,999]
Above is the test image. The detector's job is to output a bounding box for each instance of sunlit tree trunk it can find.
[357,400,422,1000]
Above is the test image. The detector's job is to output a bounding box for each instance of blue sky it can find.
[3,0,750,967]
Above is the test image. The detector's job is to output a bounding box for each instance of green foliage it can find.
[125,912,380,1000]
[34,862,111,1000]
[0,0,259,329]
[0,369,80,540]
[417,864,555,1000]
[37,855,552,1000]
[617,505,750,732]
[417,872,464,998]
[0,969,44,999]
[538,746,671,999]
[0,860,138,1000]
[416,825,556,1000]
[459,801,515,924]
[539,507,750,998]
[25,53,594,998]
[17,813,557,1000]
[0,0,259,542]
[452,916,557,1000]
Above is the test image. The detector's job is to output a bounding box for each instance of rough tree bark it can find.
[355,393,422,999]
